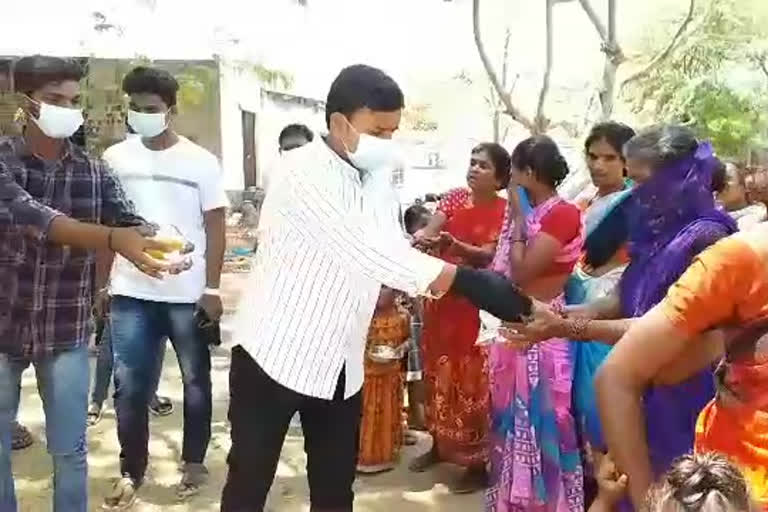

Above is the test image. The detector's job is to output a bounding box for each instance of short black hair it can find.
[122,66,179,108]
[584,121,636,159]
[403,204,431,235]
[511,135,570,189]
[623,124,699,169]
[711,158,727,193]
[278,123,314,147]
[13,55,85,96]
[472,142,512,189]
[325,64,404,127]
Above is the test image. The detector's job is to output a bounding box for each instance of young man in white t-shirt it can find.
[100,66,228,510]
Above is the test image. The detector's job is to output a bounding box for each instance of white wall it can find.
[256,94,326,189]
[218,60,263,191]
[218,60,327,192]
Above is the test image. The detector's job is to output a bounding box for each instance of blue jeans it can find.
[0,346,89,512]
[111,296,211,483]
[90,320,164,407]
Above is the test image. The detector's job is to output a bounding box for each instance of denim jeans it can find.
[90,319,164,407]
[111,296,211,483]
[0,346,89,512]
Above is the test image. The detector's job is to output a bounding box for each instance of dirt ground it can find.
[12,272,481,512]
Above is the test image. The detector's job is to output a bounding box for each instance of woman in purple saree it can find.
[504,125,738,507]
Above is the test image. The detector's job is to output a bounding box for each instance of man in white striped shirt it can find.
[222,64,531,512]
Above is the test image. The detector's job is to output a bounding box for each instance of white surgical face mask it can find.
[29,100,84,139]
[127,110,169,138]
[342,123,403,175]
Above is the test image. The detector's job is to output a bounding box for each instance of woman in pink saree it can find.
[486,136,585,512]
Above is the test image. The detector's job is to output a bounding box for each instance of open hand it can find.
[500,300,566,345]
[507,184,522,217]
[110,227,185,279]
[437,231,455,251]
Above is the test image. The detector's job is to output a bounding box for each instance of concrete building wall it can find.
[256,90,325,190]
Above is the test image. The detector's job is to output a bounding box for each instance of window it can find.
[392,167,404,187]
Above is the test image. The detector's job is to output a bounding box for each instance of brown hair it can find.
[646,453,752,512]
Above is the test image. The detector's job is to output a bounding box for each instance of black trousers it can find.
[221,346,362,512]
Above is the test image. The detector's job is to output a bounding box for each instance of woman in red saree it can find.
[409,143,510,493]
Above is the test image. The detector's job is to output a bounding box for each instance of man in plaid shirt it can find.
[0,55,179,512]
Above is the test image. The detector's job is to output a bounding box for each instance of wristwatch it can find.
[203,287,220,297]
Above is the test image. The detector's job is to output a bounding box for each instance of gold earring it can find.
[13,107,27,124]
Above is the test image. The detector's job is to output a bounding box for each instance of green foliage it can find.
[176,64,218,109]
[625,0,768,157]
[252,63,294,91]
[663,79,768,158]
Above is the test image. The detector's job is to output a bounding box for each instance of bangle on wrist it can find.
[203,287,220,297]
[566,316,591,340]
[107,228,115,251]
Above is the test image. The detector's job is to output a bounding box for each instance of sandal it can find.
[451,467,488,494]
[408,446,438,473]
[357,462,395,475]
[11,422,34,450]
[404,430,419,446]
[87,403,103,427]
[149,396,173,417]
[176,462,208,499]
[102,475,138,510]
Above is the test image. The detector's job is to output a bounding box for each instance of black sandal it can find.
[149,395,173,417]
[11,422,33,450]
[103,475,137,510]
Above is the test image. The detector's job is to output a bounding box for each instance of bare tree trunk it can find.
[577,0,608,40]
[534,0,555,133]
[492,110,501,143]
[493,29,512,143]
[598,0,619,119]
[577,0,625,120]
[472,0,535,132]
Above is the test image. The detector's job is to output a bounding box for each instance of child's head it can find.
[404,204,431,235]
[376,287,397,311]
[648,453,752,512]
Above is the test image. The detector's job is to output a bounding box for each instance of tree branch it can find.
[576,0,625,60]
[472,0,535,131]
[534,0,555,133]
[501,27,511,89]
[599,0,619,118]
[576,0,625,119]
[620,0,696,90]
[577,0,607,44]
[757,54,768,82]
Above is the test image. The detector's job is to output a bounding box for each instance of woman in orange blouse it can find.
[594,228,768,509]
